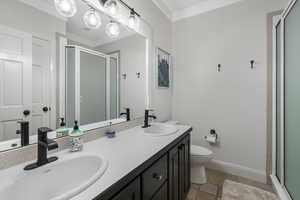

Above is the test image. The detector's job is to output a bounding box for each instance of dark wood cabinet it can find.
[97,130,192,200]
[169,134,191,200]
[142,155,168,200]
[169,143,180,200]
[111,178,141,200]
[151,183,168,200]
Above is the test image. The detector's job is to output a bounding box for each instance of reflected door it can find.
[0,25,32,141]
[31,38,51,135]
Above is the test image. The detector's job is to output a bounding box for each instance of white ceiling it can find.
[19,0,135,47]
[152,0,244,21]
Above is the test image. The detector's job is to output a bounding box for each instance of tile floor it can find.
[186,168,275,200]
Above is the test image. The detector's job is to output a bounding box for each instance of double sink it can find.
[0,123,178,200]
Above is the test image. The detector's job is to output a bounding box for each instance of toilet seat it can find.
[191,145,212,157]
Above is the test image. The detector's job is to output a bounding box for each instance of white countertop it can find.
[0,124,191,200]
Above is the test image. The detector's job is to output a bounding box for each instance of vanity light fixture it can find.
[101,0,119,17]
[54,0,77,17]
[83,8,102,29]
[106,21,120,38]
[128,8,137,29]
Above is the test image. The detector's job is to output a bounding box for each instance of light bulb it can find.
[104,0,119,17]
[83,10,102,29]
[128,13,136,29]
[54,0,77,17]
[106,22,120,38]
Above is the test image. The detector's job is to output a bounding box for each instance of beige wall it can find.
[172,0,288,182]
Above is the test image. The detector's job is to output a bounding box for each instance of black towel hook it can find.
[217,64,221,72]
[250,60,255,69]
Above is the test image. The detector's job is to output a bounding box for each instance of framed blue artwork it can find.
[157,48,171,88]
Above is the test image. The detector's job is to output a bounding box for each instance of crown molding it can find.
[173,0,244,21]
[151,0,173,20]
[152,0,244,22]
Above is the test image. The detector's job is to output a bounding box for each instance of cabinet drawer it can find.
[142,155,168,200]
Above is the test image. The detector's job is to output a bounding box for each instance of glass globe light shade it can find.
[104,0,119,17]
[106,21,120,38]
[83,10,102,29]
[54,0,77,17]
[128,13,137,29]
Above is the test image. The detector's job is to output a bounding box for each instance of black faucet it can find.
[120,108,131,121]
[24,127,58,171]
[142,109,157,128]
[16,121,29,147]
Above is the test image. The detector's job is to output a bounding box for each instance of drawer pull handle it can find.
[153,173,163,181]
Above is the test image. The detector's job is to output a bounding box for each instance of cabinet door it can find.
[179,143,185,200]
[169,134,191,200]
[111,177,141,200]
[183,135,191,197]
[151,183,168,200]
[169,143,180,200]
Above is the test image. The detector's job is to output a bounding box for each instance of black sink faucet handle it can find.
[17,121,29,147]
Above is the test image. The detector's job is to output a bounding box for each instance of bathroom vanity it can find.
[94,127,192,200]
[0,124,192,200]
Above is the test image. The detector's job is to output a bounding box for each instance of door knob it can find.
[23,110,30,116]
[42,107,49,112]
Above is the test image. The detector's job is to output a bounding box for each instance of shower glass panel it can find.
[110,57,119,119]
[65,47,76,127]
[80,51,107,125]
[284,0,300,198]
[275,20,282,182]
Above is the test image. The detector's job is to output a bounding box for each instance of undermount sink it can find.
[144,123,179,136]
[0,153,108,200]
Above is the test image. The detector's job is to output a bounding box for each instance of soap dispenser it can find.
[56,118,69,137]
[69,120,83,152]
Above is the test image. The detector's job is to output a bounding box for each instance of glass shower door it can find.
[284,0,300,199]
[80,51,107,125]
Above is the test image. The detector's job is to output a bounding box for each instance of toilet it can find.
[191,145,214,184]
[164,121,214,184]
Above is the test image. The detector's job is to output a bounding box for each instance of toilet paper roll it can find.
[205,135,217,144]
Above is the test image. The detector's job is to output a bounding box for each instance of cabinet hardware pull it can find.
[153,173,163,181]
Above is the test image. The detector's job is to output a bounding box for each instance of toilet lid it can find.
[191,145,212,156]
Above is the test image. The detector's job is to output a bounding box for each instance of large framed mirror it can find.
[0,0,151,152]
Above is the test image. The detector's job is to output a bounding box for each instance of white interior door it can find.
[31,37,51,135]
[0,25,32,141]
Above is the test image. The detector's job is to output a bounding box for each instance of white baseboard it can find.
[206,159,267,184]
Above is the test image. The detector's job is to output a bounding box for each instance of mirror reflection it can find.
[0,0,147,151]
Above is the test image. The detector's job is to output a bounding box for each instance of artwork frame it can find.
[156,47,171,89]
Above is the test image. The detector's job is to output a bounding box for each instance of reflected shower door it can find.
[80,51,107,125]
[110,55,119,119]
[284,0,300,199]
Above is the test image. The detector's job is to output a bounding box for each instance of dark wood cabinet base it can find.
[94,129,192,200]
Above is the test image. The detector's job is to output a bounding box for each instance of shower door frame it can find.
[65,45,119,125]
[271,0,298,200]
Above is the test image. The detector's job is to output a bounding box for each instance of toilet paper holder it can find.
[204,129,218,144]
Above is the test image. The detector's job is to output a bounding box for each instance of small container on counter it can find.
[69,120,83,152]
